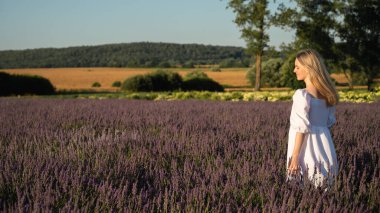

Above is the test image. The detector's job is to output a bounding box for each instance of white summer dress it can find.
[286,89,338,187]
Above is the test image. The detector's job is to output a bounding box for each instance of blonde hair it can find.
[296,49,339,106]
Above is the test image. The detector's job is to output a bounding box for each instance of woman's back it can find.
[306,91,335,128]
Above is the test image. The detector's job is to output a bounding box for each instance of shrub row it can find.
[121,70,224,92]
[0,72,55,96]
[71,90,380,103]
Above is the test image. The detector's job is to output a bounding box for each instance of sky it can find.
[0,0,294,51]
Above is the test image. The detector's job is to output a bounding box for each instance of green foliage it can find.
[279,54,305,89]
[0,42,249,69]
[92,82,101,87]
[182,78,224,92]
[219,58,249,68]
[121,70,224,92]
[182,60,195,68]
[211,66,221,72]
[228,0,270,55]
[158,61,172,68]
[72,90,379,103]
[121,70,182,92]
[247,58,284,87]
[228,0,271,90]
[336,0,380,90]
[149,70,183,91]
[338,90,380,103]
[121,75,153,92]
[0,72,55,96]
[182,71,224,92]
[351,71,368,86]
[183,70,208,81]
[111,81,122,87]
[274,0,338,60]
[275,0,380,91]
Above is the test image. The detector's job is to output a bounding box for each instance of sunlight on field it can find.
[2,68,149,91]
[1,67,366,91]
[1,67,251,91]
[330,73,348,84]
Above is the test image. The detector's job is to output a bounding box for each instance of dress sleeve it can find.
[327,106,336,128]
[290,89,311,133]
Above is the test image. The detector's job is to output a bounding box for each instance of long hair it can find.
[296,49,339,106]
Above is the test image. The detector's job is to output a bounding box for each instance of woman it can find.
[286,49,339,188]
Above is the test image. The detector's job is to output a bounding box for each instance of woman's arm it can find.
[288,132,305,175]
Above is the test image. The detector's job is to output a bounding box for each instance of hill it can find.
[0,42,251,69]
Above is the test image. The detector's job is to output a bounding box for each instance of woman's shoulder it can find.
[292,89,311,108]
[293,89,309,99]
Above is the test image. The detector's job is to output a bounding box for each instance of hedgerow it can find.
[0,72,55,96]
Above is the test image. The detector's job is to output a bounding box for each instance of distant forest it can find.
[0,42,254,69]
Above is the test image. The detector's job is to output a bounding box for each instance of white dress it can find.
[286,89,338,187]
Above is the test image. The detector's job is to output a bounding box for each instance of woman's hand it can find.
[288,155,301,176]
[288,132,304,176]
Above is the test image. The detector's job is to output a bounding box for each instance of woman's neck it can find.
[304,78,320,98]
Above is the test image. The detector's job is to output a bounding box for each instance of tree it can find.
[337,0,380,91]
[228,0,270,91]
[333,43,360,89]
[247,58,284,87]
[273,0,338,61]
[279,53,305,89]
[0,42,250,69]
[275,0,379,91]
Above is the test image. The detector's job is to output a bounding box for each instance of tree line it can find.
[0,42,251,69]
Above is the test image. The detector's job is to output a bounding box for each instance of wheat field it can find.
[1,67,360,91]
[1,68,250,91]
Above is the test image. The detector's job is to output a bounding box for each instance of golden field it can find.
[0,67,362,91]
[1,68,250,91]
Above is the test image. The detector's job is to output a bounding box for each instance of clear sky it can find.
[0,0,294,51]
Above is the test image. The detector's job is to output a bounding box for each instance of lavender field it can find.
[0,98,379,212]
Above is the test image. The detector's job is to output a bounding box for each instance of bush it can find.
[92,82,101,87]
[352,71,368,86]
[247,58,284,87]
[0,72,55,96]
[182,61,195,68]
[121,70,182,92]
[121,70,224,92]
[211,66,221,72]
[112,81,122,87]
[122,75,153,91]
[279,54,305,89]
[158,61,172,68]
[182,71,224,92]
[182,78,224,92]
[183,70,208,80]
